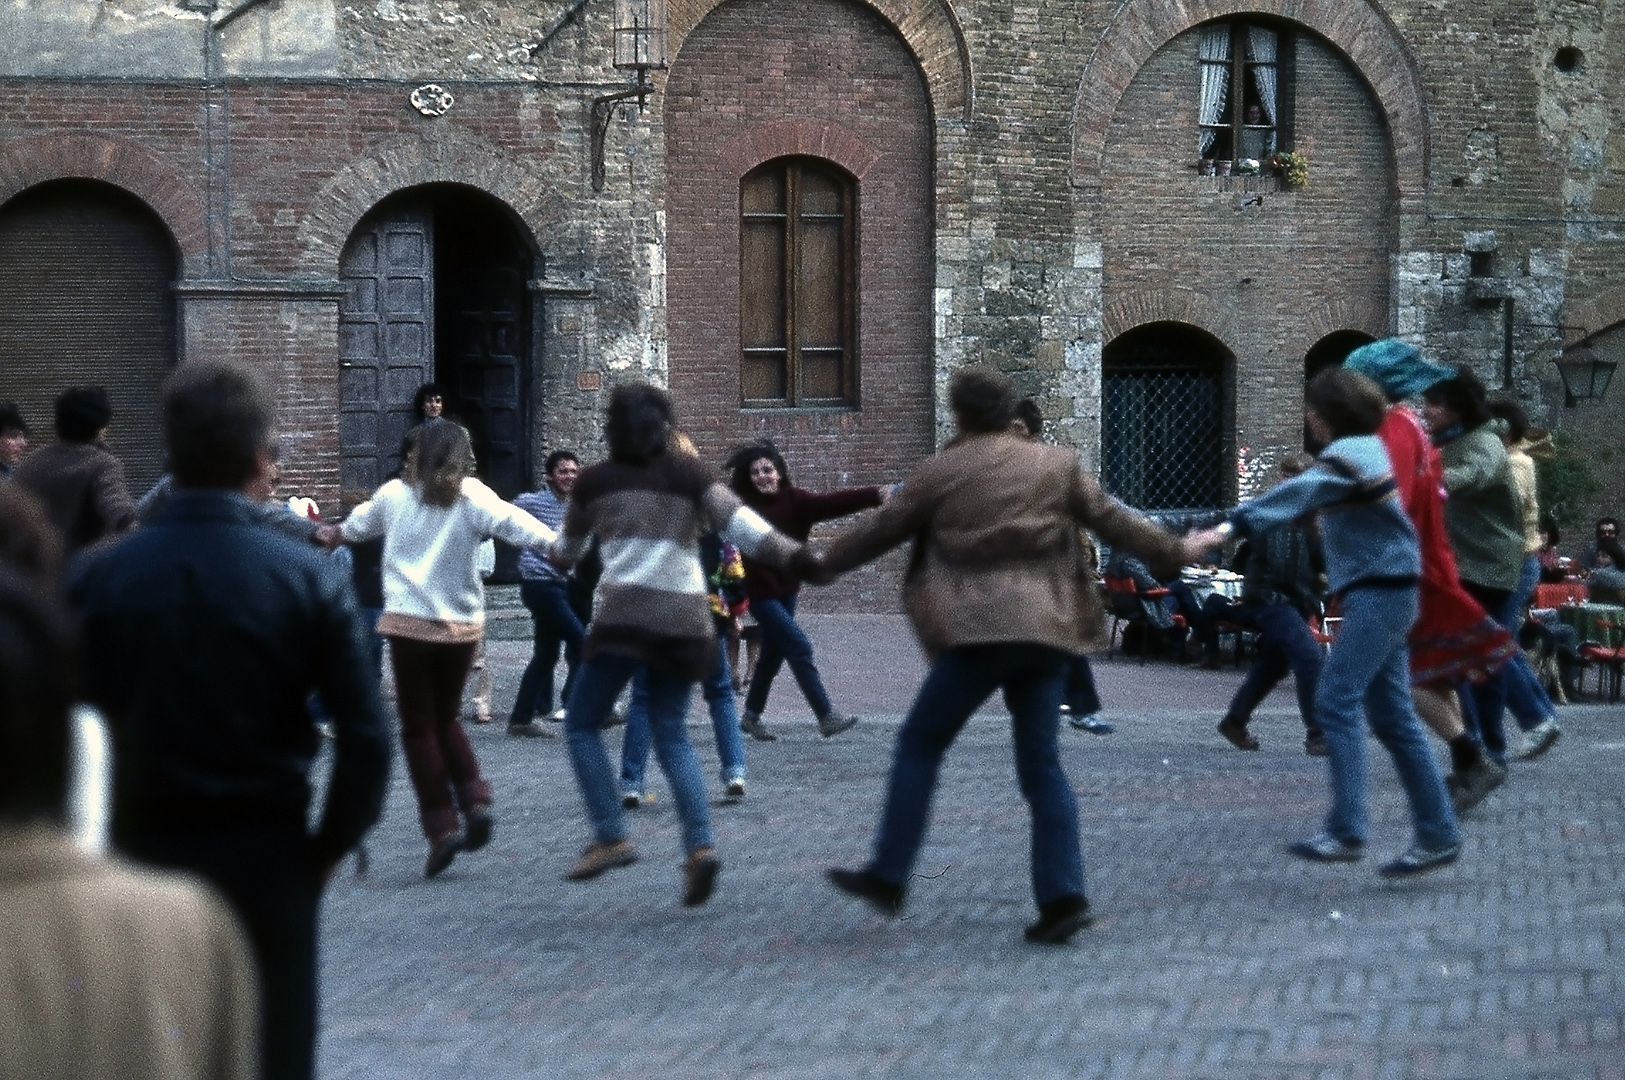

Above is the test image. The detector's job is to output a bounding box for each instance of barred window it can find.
[739,158,857,408]
[1102,324,1232,512]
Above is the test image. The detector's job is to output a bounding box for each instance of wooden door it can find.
[338,205,434,497]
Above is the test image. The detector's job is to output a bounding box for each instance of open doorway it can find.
[338,184,535,502]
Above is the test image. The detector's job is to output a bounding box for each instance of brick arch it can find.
[0,132,204,263]
[1103,287,1242,349]
[667,0,971,122]
[1298,299,1387,356]
[294,129,565,272]
[716,119,884,181]
[1072,0,1428,208]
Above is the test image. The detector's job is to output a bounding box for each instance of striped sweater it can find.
[555,452,800,678]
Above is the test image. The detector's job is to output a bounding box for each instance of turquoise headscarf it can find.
[1343,338,1455,400]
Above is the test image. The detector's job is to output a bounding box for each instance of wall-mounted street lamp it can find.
[1553,345,1618,407]
[592,0,668,191]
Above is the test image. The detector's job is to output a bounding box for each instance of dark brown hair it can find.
[1305,368,1389,440]
[950,366,1017,434]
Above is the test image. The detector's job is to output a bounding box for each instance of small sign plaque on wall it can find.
[577,372,603,392]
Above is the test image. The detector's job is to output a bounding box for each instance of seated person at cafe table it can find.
[1583,537,1625,605]
[1104,549,1211,661]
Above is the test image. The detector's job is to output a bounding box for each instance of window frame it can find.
[738,157,859,410]
[1197,19,1297,169]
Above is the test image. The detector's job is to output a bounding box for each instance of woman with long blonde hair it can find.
[341,422,558,877]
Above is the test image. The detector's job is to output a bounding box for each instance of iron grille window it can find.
[1102,340,1229,512]
[739,158,857,407]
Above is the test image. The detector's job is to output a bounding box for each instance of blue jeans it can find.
[1497,557,1558,732]
[743,594,834,719]
[621,637,747,791]
[1316,585,1459,851]
[868,644,1084,907]
[565,654,715,854]
[510,579,584,724]
[1223,602,1323,733]
[1063,654,1101,715]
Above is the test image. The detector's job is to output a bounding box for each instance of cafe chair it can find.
[1577,643,1625,703]
[1102,575,1185,665]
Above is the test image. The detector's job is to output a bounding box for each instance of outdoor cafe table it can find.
[1555,602,1625,649]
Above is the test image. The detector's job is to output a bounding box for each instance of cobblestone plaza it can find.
[319,616,1625,1079]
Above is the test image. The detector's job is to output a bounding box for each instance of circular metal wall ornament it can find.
[410,84,455,117]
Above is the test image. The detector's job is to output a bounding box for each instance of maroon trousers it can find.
[387,636,492,840]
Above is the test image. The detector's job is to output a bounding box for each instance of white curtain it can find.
[1198,26,1230,157]
[1247,26,1278,126]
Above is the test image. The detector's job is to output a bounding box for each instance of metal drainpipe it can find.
[1501,296,1515,390]
[201,0,277,278]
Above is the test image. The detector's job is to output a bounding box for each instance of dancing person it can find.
[1343,340,1515,810]
[1015,396,1113,734]
[509,449,584,735]
[621,438,752,805]
[67,361,390,1080]
[0,400,27,481]
[819,365,1208,943]
[14,386,134,555]
[1201,367,1460,876]
[1486,398,1562,757]
[728,441,882,740]
[338,421,557,877]
[0,571,259,1080]
[1423,369,1559,762]
[1212,452,1327,755]
[553,384,804,906]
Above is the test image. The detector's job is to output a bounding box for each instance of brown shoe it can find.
[683,847,721,906]
[565,839,637,881]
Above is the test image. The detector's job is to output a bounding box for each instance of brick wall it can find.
[1100,27,1396,485]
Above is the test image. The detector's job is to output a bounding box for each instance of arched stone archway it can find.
[0,132,206,270]
[295,130,557,275]
[1072,0,1429,210]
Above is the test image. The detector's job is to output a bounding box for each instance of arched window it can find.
[739,158,857,407]
[1102,323,1232,512]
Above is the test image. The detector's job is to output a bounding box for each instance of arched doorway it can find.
[1303,329,1375,448]
[1304,329,1374,380]
[338,185,536,502]
[1102,322,1234,512]
[0,179,178,494]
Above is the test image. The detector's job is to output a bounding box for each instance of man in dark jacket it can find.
[14,386,134,554]
[1212,452,1328,756]
[67,361,391,1080]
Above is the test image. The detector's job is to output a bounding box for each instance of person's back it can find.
[0,569,258,1080]
[14,387,134,554]
[72,496,381,838]
[65,361,388,1080]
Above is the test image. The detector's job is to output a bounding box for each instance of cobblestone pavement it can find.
[319,615,1625,1080]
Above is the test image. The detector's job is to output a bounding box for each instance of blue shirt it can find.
[513,486,568,582]
[1228,435,1419,596]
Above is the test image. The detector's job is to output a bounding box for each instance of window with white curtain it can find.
[1197,20,1293,168]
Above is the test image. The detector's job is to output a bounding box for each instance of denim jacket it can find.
[1227,435,1420,597]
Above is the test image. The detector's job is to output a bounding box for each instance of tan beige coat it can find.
[0,823,257,1080]
[820,430,1188,657]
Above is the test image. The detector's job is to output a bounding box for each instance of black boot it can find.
[1025,894,1094,944]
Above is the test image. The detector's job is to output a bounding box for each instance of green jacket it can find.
[1438,419,1524,591]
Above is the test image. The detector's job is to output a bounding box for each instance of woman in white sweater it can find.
[341,423,557,877]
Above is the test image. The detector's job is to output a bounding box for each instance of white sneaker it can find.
[1517,718,1561,760]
